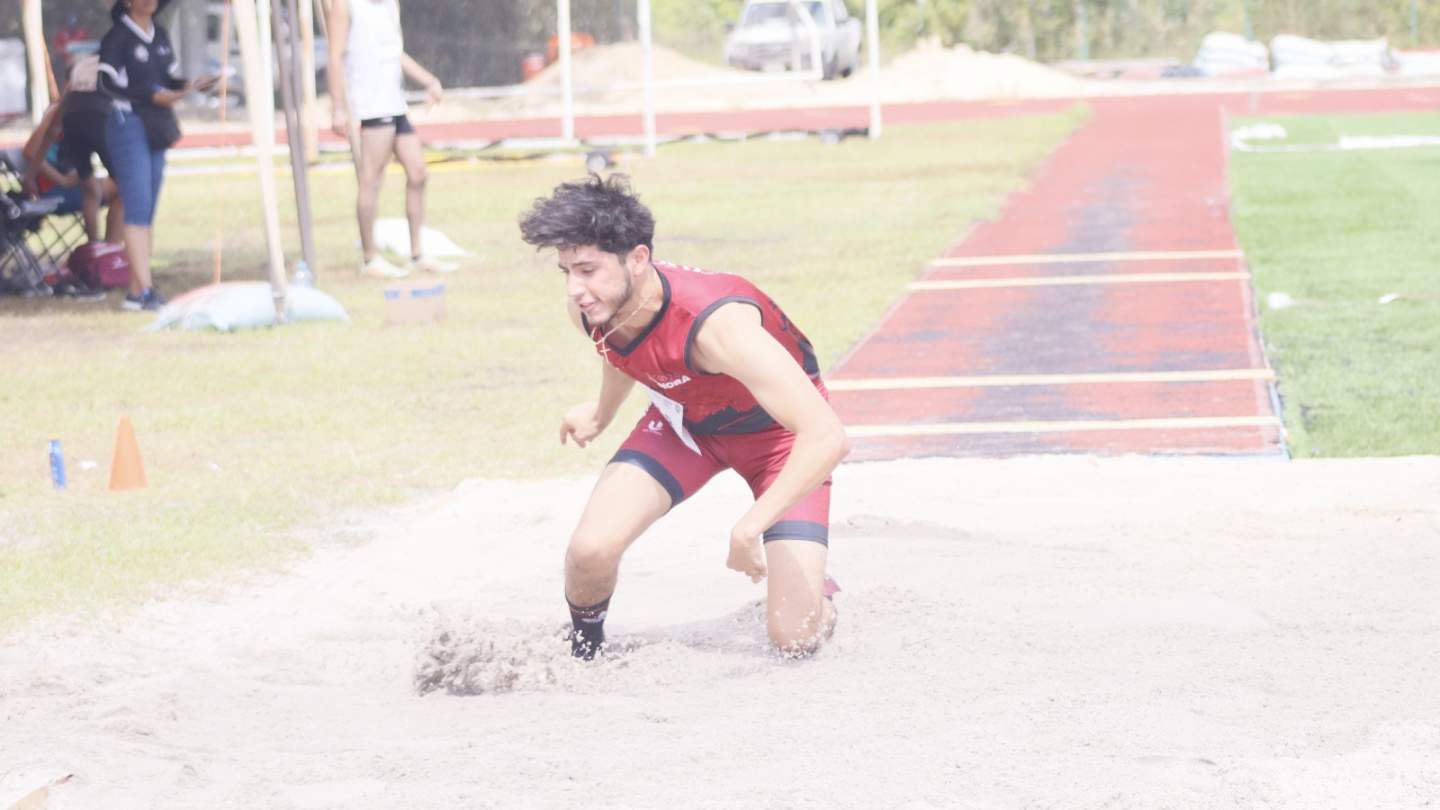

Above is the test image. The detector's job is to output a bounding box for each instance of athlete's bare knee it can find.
[406,165,428,191]
[565,533,623,579]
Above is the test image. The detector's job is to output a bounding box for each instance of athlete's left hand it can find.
[727,521,767,583]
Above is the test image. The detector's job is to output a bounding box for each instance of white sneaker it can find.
[360,255,409,279]
[410,254,458,274]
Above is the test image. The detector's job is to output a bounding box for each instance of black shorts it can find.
[360,114,414,135]
[59,110,113,180]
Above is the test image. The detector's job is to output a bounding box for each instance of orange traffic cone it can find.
[108,415,148,491]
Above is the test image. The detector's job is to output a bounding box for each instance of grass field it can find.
[0,108,1086,629]
[1228,111,1440,458]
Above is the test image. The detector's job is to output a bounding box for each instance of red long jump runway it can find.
[828,94,1292,460]
[158,85,1438,150]
[164,98,1075,150]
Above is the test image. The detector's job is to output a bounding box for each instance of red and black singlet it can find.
[584,260,822,435]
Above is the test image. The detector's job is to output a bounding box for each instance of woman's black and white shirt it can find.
[97,4,185,112]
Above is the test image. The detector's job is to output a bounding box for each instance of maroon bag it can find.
[68,242,131,289]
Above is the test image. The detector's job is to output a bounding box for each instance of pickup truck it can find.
[724,0,862,80]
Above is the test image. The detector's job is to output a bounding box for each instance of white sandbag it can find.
[1271,34,1393,74]
[372,219,472,258]
[1330,37,1392,67]
[1193,32,1268,76]
[1271,34,1335,67]
[1200,32,1258,53]
[146,282,350,332]
[1397,50,1440,76]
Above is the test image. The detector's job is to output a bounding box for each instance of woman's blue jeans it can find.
[105,107,167,227]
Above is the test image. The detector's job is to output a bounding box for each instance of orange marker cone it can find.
[108,415,148,491]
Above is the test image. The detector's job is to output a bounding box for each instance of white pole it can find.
[22,0,48,124]
[638,0,656,157]
[558,0,574,141]
[866,0,882,138]
[233,0,290,316]
[257,0,277,122]
[298,0,319,162]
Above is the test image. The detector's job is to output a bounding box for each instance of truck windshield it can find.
[742,2,826,26]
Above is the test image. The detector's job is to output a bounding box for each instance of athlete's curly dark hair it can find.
[518,174,655,258]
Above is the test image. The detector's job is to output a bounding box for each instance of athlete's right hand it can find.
[560,402,607,448]
[331,109,350,138]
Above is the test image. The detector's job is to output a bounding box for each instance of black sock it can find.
[567,596,610,660]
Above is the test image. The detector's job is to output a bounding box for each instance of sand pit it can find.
[2,455,1438,808]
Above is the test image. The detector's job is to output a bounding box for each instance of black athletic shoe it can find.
[568,627,603,660]
[140,288,166,311]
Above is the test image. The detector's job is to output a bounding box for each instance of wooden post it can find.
[257,0,277,114]
[233,0,291,317]
[22,0,49,124]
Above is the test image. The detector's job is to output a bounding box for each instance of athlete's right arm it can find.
[326,0,351,135]
[560,301,636,447]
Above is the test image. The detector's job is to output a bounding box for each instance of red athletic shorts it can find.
[610,406,832,545]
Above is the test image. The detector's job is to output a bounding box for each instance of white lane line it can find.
[846,415,1282,438]
[908,272,1250,290]
[828,369,1276,391]
[929,249,1244,268]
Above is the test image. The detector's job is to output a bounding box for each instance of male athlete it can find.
[519,175,849,659]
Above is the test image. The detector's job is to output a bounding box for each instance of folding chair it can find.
[0,193,57,296]
[0,149,89,275]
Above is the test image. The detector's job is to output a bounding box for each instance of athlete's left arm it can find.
[400,55,443,105]
[692,303,850,578]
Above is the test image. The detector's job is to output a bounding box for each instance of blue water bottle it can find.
[48,438,67,489]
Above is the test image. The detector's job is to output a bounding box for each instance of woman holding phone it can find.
[97,0,218,310]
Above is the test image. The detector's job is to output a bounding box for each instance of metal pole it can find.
[1073,0,1089,61]
[277,0,317,278]
[233,0,290,316]
[558,0,575,142]
[22,0,48,124]
[638,0,656,157]
[298,0,319,162]
[1412,0,1420,48]
[867,0,881,138]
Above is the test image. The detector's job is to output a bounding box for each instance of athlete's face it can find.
[559,244,645,326]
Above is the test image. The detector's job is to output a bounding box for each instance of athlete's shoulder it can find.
[655,259,755,296]
[655,259,718,276]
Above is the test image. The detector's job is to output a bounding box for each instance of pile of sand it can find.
[879,38,1089,101]
[442,39,1098,120]
[523,40,747,89]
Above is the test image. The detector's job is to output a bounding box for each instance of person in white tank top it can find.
[327,0,456,277]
